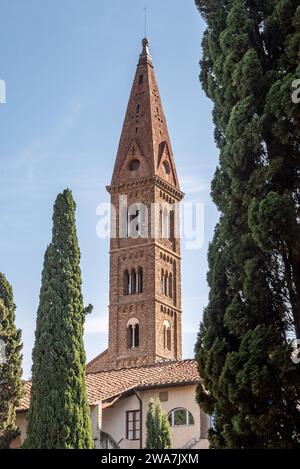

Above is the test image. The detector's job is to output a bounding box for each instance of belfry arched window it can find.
[124,270,130,296]
[161,270,171,297]
[170,210,175,241]
[163,320,171,351]
[162,207,170,239]
[130,269,137,294]
[127,318,140,349]
[137,267,143,294]
[124,268,143,296]
[173,261,177,306]
[164,272,169,297]
[161,269,165,295]
[169,274,173,299]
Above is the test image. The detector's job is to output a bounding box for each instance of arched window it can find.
[162,207,170,239]
[127,319,140,349]
[164,272,169,297]
[170,210,175,241]
[159,209,163,237]
[173,261,177,306]
[130,269,137,295]
[124,270,130,296]
[161,269,165,295]
[168,408,195,427]
[163,320,171,351]
[137,267,143,294]
[135,323,140,347]
[169,274,173,299]
[125,268,143,296]
[127,324,133,349]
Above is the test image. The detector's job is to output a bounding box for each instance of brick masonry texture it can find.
[90,39,185,372]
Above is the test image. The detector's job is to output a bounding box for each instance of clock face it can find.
[129,159,140,171]
[163,160,170,175]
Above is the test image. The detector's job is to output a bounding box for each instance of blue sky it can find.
[0,0,219,379]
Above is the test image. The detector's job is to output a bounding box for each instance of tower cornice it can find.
[107,176,185,201]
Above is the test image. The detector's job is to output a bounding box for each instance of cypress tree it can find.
[0,274,23,448]
[23,189,93,449]
[146,400,172,449]
[195,0,300,448]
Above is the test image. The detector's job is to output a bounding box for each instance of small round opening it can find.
[129,159,140,172]
[163,161,170,175]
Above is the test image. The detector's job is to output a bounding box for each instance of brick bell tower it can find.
[106,38,184,370]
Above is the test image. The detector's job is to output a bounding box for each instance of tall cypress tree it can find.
[0,274,23,448]
[195,0,300,448]
[24,190,93,449]
[146,400,172,449]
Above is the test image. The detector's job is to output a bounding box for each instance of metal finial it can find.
[144,7,148,38]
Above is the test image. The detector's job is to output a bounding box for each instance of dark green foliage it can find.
[23,190,93,449]
[0,274,23,448]
[195,0,300,448]
[146,400,172,449]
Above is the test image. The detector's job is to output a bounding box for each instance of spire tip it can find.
[139,37,152,64]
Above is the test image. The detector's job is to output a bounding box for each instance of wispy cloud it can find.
[9,98,83,180]
[178,166,208,195]
[85,315,109,335]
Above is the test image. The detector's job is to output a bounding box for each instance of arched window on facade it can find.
[137,267,143,294]
[124,270,130,296]
[130,269,137,295]
[163,320,171,351]
[124,268,143,296]
[162,271,171,297]
[170,210,175,241]
[127,318,140,349]
[173,261,177,306]
[169,274,173,299]
[159,209,163,238]
[161,269,165,295]
[164,272,169,297]
[162,207,170,239]
[168,408,195,427]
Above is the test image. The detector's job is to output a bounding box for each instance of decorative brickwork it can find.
[94,39,184,372]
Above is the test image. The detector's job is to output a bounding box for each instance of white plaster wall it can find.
[11,412,27,448]
[14,385,209,449]
[14,405,102,449]
[102,394,141,450]
[101,384,209,449]
[141,385,204,449]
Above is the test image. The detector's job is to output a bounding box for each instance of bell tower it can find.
[106,39,184,370]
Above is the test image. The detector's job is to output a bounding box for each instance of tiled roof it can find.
[19,381,32,412]
[18,360,200,412]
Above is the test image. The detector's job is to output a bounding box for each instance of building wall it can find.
[102,394,141,450]
[101,384,209,449]
[10,412,27,448]
[13,405,102,449]
[13,384,209,449]
[106,180,183,371]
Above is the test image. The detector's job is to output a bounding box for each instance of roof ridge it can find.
[86,358,196,377]
[86,348,108,368]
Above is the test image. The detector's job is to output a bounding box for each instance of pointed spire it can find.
[111,39,180,190]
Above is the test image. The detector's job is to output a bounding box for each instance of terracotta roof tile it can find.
[18,359,200,412]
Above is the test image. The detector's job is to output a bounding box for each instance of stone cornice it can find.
[107,175,185,201]
[110,241,182,261]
